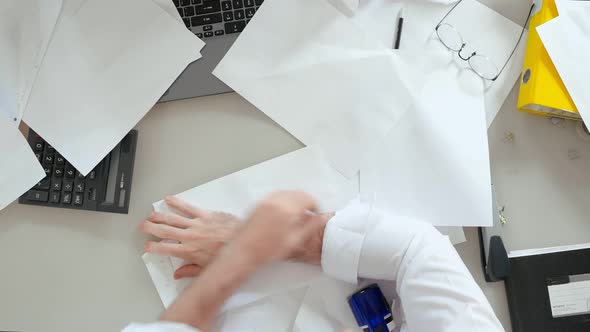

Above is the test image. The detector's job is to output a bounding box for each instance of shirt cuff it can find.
[320,199,370,284]
[122,322,200,332]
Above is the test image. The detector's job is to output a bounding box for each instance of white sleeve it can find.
[122,322,200,332]
[321,200,504,332]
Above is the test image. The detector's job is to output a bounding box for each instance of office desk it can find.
[2,1,589,331]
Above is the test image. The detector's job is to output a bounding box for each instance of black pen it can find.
[394,7,405,50]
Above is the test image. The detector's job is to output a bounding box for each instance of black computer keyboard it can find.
[174,0,264,38]
[19,130,139,214]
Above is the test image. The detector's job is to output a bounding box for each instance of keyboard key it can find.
[55,154,65,165]
[223,11,234,21]
[63,180,73,192]
[245,7,255,18]
[34,178,51,190]
[62,192,72,204]
[45,144,55,154]
[50,192,61,204]
[43,166,52,177]
[191,13,222,26]
[204,31,213,37]
[173,0,180,6]
[43,154,54,165]
[181,0,190,5]
[232,0,244,8]
[222,1,232,10]
[26,190,49,202]
[65,166,75,178]
[203,25,213,31]
[255,0,263,5]
[245,0,255,7]
[88,188,97,201]
[225,21,246,34]
[191,0,202,4]
[54,167,64,178]
[52,180,62,191]
[77,171,85,180]
[75,182,85,193]
[196,33,203,38]
[89,170,96,180]
[74,193,83,205]
[33,142,44,152]
[195,0,221,15]
[183,18,191,27]
[215,30,225,36]
[35,152,41,162]
[234,10,245,20]
[184,6,195,16]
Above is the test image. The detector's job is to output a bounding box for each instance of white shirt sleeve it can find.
[321,200,504,332]
[122,322,200,332]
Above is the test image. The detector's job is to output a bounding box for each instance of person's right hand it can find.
[227,191,324,266]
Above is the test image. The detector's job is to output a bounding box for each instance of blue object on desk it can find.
[348,284,395,332]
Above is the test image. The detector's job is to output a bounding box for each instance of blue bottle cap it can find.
[348,284,395,332]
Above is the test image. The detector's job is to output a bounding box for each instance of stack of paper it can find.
[537,0,590,125]
[22,0,205,175]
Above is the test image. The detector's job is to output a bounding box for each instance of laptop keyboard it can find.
[174,0,263,38]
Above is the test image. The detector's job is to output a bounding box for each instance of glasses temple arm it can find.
[493,3,535,81]
[435,0,464,28]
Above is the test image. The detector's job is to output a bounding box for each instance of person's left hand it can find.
[141,196,242,280]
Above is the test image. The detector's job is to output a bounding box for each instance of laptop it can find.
[159,0,263,102]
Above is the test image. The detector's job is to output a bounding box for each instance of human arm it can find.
[321,200,504,332]
[128,191,322,332]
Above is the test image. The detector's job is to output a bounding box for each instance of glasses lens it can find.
[469,55,499,80]
[436,23,463,51]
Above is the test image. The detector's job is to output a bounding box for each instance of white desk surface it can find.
[2,1,590,331]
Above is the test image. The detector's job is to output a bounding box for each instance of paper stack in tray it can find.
[0,0,205,210]
[537,0,590,126]
[143,0,529,329]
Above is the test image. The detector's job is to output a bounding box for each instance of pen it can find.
[394,7,405,50]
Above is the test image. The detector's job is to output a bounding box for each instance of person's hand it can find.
[229,191,324,266]
[141,196,242,279]
[142,193,332,279]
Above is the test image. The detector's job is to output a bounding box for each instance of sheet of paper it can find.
[437,226,467,245]
[0,0,62,125]
[213,0,413,177]
[0,117,45,210]
[23,0,205,175]
[352,0,527,128]
[152,0,182,22]
[146,146,358,312]
[537,1,590,125]
[361,37,493,227]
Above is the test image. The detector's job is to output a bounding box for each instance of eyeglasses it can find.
[434,0,534,81]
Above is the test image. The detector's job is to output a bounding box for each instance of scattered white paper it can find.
[213,0,412,178]
[352,0,527,128]
[361,41,493,227]
[0,117,45,210]
[153,146,359,217]
[0,0,62,125]
[23,0,205,175]
[146,146,358,312]
[537,1,590,125]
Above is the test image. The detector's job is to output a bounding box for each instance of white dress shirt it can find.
[124,200,504,332]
